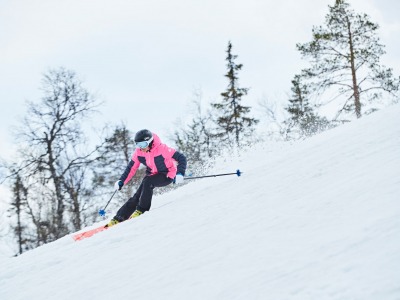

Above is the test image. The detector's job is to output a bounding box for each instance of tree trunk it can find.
[70,186,81,231]
[347,16,362,118]
[45,132,66,238]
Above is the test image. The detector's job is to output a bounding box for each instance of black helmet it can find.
[134,129,153,149]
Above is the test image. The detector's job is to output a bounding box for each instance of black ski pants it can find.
[114,174,173,221]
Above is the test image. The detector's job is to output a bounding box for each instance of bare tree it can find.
[93,123,144,211]
[172,88,218,176]
[8,67,103,242]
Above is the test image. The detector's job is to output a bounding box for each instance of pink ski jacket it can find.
[119,133,187,185]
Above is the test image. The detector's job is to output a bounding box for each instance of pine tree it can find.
[286,75,314,124]
[9,174,29,255]
[297,0,399,119]
[212,41,259,147]
[285,75,332,139]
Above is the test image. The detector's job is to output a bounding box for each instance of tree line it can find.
[0,0,399,255]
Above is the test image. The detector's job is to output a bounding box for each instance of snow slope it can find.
[1,105,399,300]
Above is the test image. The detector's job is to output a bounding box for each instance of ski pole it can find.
[184,169,242,180]
[98,190,117,217]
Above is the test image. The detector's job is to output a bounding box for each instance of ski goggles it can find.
[135,137,153,149]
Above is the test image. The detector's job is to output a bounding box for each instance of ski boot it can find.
[129,210,143,219]
[105,218,119,228]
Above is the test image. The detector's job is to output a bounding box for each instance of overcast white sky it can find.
[0,0,399,164]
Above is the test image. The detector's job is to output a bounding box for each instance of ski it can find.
[72,225,109,241]
[72,213,143,241]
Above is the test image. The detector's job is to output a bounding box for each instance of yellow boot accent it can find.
[105,218,119,228]
[129,210,143,219]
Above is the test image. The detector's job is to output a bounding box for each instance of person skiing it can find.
[105,129,187,227]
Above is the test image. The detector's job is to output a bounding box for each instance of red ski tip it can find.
[72,225,108,241]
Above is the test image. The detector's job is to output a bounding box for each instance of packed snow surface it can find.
[1,105,399,300]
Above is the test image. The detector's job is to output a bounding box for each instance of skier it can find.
[105,129,187,227]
